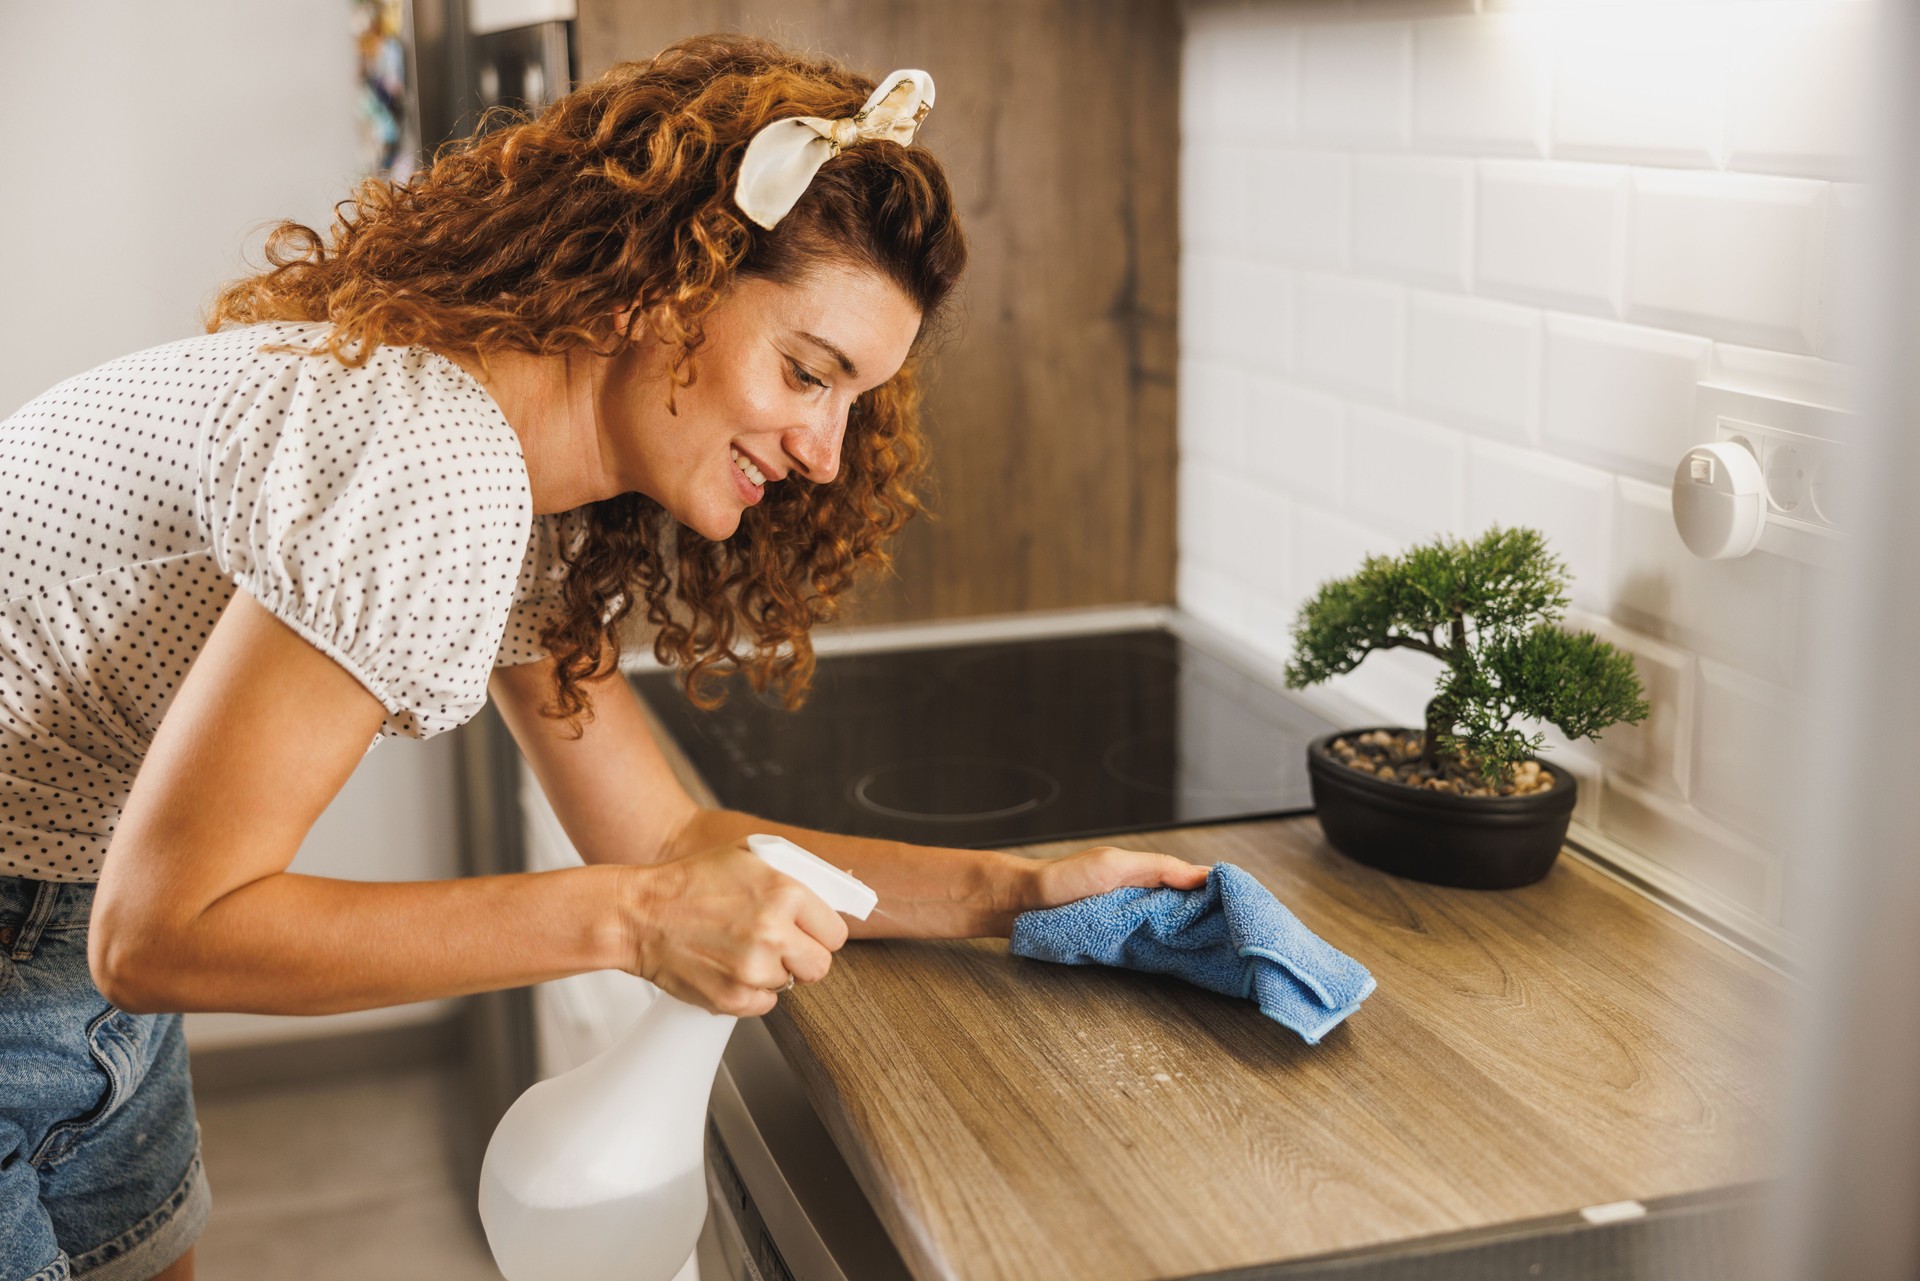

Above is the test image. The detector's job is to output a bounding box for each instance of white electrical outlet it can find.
[1694,384,1849,566]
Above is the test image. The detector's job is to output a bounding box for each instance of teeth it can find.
[730,447,767,486]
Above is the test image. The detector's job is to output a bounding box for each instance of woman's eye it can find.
[788,359,827,391]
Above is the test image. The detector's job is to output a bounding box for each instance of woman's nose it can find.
[785,408,845,484]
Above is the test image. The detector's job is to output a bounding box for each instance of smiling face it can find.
[601,263,922,541]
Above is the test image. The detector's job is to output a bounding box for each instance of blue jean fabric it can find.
[0,877,209,1281]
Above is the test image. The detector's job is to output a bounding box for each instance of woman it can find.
[0,34,1210,1281]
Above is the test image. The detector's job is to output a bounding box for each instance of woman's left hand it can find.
[1018,845,1213,916]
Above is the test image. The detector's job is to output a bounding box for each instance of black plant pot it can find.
[1306,728,1578,890]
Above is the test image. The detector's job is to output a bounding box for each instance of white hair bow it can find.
[733,69,935,230]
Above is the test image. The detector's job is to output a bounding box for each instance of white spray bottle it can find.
[477,833,878,1281]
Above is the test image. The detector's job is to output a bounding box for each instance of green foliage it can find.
[1284,526,1651,787]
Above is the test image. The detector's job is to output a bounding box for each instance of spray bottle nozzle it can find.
[745,833,879,920]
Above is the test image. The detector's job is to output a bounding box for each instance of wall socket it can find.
[1695,384,1849,566]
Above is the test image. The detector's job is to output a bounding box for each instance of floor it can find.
[192,1061,723,1280]
[192,1064,505,1279]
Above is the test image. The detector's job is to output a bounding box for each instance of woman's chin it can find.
[680,506,745,542]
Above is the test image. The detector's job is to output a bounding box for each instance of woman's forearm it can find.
[496,672,1036,938]
[97,864,636,1016]
[665,807,1036,941]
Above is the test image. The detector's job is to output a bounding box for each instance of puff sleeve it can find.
[196,340,532,739]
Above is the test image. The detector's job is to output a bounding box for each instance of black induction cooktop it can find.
[630,627,1342,849]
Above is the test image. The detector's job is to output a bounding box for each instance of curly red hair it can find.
[208,34,967,733]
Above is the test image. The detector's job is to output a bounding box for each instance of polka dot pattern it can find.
[0,322,574,882]
[497,502,587,670]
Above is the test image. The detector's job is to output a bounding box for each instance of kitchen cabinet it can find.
[577,0,1180,626]
[762,816,1786,1280]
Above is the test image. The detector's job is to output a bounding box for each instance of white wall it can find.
[1178,0,1870,939]
[2,0,367,413]
[1,1,465,1046]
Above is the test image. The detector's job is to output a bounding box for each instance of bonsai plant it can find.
[1283,525,1650,889]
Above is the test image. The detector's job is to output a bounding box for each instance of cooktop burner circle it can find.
[945,638,1181,706]
[1101,731,1293,802]
[850,757,1061,823]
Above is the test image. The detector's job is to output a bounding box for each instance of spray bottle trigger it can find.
[745,833,879,920]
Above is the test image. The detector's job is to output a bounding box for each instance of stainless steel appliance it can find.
[408,0,574,155]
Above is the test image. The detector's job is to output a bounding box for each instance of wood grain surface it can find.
[764,818,1790,1281]
[578,0,1179,626]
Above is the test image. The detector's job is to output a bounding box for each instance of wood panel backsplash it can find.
[578,1,1179,624]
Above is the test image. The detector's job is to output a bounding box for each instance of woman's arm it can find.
[669,809,1034,941]
[491,659,1207,941]
[88,590,641,1016]
[491,656,1033,939]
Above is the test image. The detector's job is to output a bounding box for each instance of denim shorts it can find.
[0,877,209,1281]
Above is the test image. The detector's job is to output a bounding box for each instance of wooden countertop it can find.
[763,817,1789,1281]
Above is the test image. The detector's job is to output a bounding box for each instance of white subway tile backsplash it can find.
[1184,254,1291,371]
[1707,345,1858,416]
[1407,293,1541,444]
[1792,558,1847,695]
[1175,2,1862,935]
[1185,12,1296,148]
[1542,316,1710,484]
[1324,644,1441,736]
[1726,2,1869,180]
[1292,504,1446,723]
[1776,841,1821,940]
[1412,14,1548,157]
[1244,377,1346,505]
[1463,439,1611,612]
[1177,358,1246,469]
[1599,775,1777,917]
[1549,4,1726,169]
[1179,252,1221,355]
[1178,461,1222,565]
[1247,150,1350,269]
[1214,27,1299,149]
[1475,161,1625,316]
[1352,156,1473,289]
[1180,143,1249,253]
[1627,170,1828,353]
[1178,560,1246,637]
[1692,658,1809,853]
[1534,735,1602,829]
[1563,610,1692,801]
[1291,503,1404,604]
[1299,22,1411,148]
[1295,273,1404,402]
[1608,477,1799,684]
[1345,407,1465,542]
[1239,592,1300,661]
[1221,263,1293,370]
[1211,474,1293,604]
[1825,182,1869,364]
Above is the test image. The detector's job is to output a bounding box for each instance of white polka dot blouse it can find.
[0,322,584,883]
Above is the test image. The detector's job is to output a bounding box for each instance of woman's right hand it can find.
[618,839,851,1017]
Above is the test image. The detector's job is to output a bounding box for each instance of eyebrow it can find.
[796,331,858,378]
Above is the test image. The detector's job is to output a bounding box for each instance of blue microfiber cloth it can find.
[1008,862,1376,1044]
